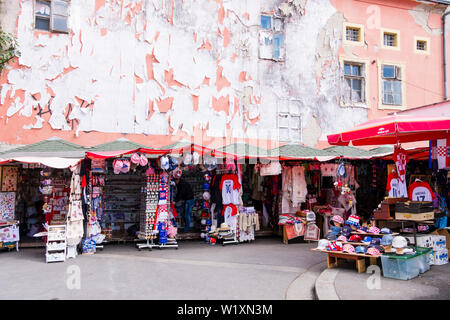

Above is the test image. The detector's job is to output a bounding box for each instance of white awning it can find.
[5,157,82,169]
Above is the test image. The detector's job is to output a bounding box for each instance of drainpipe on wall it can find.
[443,10,450,100]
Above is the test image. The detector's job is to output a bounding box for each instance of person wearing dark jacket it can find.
[174,177,195,233]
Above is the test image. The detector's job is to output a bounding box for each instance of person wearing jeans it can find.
[174,177,195,233]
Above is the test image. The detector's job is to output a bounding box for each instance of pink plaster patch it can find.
[192,95,199,112]
[215,66,231,92]
[223,27,230,47]
[239,71,247,82]
[243,12,250,20]
[164,69,184,87]
[156,97,174,113]
[212,95,230,115]
[100,28,107,36]
[95,0,106,13]
[218,5,225,24]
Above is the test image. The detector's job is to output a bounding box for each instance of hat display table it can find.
[311,249,381,273]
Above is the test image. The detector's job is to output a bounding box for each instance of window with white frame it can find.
[34,0,69,33]
[278,101,302,143]
[343,62,365,103]
[382,65,402,106]
[259,14,285,61]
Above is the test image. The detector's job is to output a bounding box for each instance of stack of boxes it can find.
[406,234,448,265]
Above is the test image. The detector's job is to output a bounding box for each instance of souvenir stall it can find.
[312,114,450,277]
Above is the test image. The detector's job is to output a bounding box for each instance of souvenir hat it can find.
[220,223,229,229]
[203,182,210,190]
[343,244,355,253]
[370,238,381,246]
[362,236,372,244]
[368,244,385,253]
[392,236,408,249]
[366,247,381,256]
[203,155,217,171]
[368,226,380,234]
[131,153,141,164]
[121,159,130,173]
[345,215,360,228]
[204,173,211,182]
[349,235,362,243]
[113,159,123,174]
[380,227,392,234]
[225,159,236,171]
[331,215,344,225]
[380,234,394,246]
[355,246,367,254]
[316,239,330,250]
[357,226,369,233]
[327,241,343,251]
[139,154,148,166]
[160,156,170,170]
[337,235,347,242]
[342,225,352,237]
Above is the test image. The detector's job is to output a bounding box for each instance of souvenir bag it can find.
[304,223,320,241]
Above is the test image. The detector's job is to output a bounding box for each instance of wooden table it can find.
[311,248,380,273]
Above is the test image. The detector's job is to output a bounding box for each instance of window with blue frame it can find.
[259,14,285,61]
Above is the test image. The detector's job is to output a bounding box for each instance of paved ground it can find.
[0,237,323,300]
[1,237,449,300]
[333,261,450,300]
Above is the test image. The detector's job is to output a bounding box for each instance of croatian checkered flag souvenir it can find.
[436,138,450,169]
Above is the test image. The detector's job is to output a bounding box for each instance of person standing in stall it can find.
[174,175,195,233]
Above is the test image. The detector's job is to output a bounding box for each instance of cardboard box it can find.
[430,235,446,251]
[430,249,448,265]
[395,212,434,221]
[405,235,433,248]
[430,229,450,250]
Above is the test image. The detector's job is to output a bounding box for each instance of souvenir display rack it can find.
[46,224,66,263]
[0,220,20,251]
[102,172,141,241]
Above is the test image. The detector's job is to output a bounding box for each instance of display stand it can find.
[0,221,20,252]
[46,224,66,263]
[220,214,239,246]
[311,248,381,273]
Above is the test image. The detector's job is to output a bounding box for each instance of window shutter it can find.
[51,0,69,33]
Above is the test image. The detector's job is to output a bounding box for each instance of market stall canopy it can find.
[0,137,87,158]
[218,142,277,160]
[327,114,450,146]
[273,144,337,161]
[325,146,375,160]
[86,138,147,159]
[0,137,85,168]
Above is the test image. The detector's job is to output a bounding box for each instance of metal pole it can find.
[443,12,450,100]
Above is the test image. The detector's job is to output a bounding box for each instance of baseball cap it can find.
[316,239,330,250]
[368,244,385,253]
[327,241,343,251]
[343,244,355,253]
[337,235,347,242]
[342,225,352,237]
[160,156,169,170]
[380,227,392,234]
[355,246,367,254]
[345,215,360,228]
[392,236,408,249]
[368,226,380,234]
[362,236,372,244]
[349,235,362,243]
[366,247,381,256]
[331,215,344,225]
[380,234,393,246]
[370,238,381,246]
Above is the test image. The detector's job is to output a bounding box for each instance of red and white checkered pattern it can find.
[369,226,380,234]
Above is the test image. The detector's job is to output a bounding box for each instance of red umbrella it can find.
[327,114,450,146]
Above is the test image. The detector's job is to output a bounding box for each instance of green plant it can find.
[0,27,20,72]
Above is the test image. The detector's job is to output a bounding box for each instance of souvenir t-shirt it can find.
[393,148,408,183]
[220,174,241,205]
[386,172,406,198]
[408,181,436,202]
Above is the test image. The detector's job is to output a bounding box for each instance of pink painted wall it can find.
[333,0,448,121]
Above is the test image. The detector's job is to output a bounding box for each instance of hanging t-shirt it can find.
[393,147,408,183]
[386,171,407,198]
[220,174,241,205]
[408,181,436,202]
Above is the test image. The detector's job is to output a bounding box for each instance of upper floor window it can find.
[259,14,285,61]
[343,62,365,103]
[382,65,402,106]
[414,37,430,55]
[343,22,364,46]
[381,29,400,50]
[34,0,69,33]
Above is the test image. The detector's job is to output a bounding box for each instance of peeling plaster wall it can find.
[0,0,373,148]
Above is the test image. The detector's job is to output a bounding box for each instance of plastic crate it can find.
[381,247,431,280]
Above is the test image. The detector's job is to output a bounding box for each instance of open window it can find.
[382,65,402,106]
[259,14,285,61]
[34,0,69,33]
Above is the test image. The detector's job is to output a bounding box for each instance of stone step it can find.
[285,261,328,300]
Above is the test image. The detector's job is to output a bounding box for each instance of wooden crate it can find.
[395,211,435,221]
